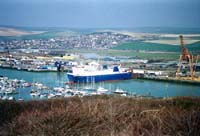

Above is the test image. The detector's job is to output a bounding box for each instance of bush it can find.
[0,96,200,135]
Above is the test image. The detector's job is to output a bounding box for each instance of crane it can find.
[193,55,200,76]
[176,35,194,79]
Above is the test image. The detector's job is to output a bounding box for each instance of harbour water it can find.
[0,68,200,100]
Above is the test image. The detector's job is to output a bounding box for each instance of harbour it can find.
[0,0,200,134]
[0,68,200,101]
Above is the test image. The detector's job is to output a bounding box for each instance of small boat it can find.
[114,88,128,96]
[47,93,56,99]
[4,88,18,94]
[34,83,45,90]
[114,88,126,94]
[12,79,19,83]
[8,96,15,101]
[54,87,65,92]
[22,83,32,87]
[97,87,109,94]
[65,85,71,89]
[34,83,43,87]
[30,89,37,93]
[30,92,40,97]
[30,90,40,97]
[55,92,63,97]
[39,93,47,99]
[2,95,8,100]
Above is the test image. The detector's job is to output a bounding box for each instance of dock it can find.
[139,76,200,86]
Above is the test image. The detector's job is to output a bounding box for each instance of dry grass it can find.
[0,96,200,136]
[0,27,44,36]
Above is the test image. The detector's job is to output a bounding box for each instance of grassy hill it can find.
[0,96,200,135]
[113,41,200,53]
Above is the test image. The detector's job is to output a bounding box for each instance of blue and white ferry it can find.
[67,62,132,84]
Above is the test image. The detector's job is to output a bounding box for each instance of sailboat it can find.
[18,83,24,101]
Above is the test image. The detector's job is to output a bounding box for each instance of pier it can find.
[139,76,200,86]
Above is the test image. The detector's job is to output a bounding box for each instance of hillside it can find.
[0,96,200,135]
[0,27,92,40]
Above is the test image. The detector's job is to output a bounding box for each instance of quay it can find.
[139,76,200,86]
[0,65,71,72]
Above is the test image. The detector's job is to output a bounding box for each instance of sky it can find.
[0,0,199,28]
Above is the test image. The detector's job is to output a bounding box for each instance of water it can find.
[0,68,200,100]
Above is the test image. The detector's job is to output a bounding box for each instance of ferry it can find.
[67,62,132,84]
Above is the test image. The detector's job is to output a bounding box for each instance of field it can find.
[0,27,44,37]
[113,41,200,53]
[0,96,200,135]
[0,31,78,40]
[106,50,179,60]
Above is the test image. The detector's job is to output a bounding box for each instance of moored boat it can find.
[97,87,109,94]
[114,88,128,96]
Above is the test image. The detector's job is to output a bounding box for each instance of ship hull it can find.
[67,72,132,83]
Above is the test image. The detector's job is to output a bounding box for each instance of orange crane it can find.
[176,35,194,79]
[193,55,200,76]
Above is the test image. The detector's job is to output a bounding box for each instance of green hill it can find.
[113,41,200,53]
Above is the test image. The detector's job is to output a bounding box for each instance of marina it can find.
[0,68,200,101]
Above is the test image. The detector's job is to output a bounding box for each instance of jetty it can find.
[140,76,200,86]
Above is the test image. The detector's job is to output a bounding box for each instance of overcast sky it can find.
[0,0,199,28]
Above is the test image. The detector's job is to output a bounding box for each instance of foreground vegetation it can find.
[0,96,200,135]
